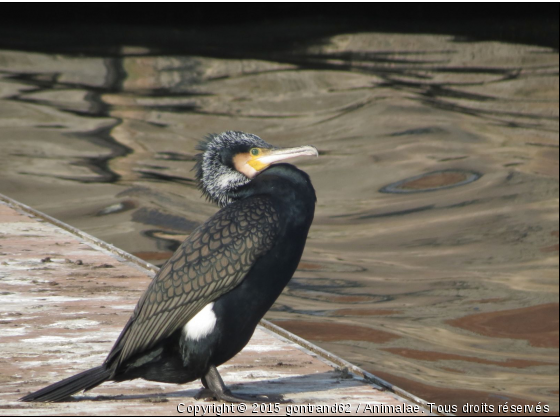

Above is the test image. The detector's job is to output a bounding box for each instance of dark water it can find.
[0,20,558,414]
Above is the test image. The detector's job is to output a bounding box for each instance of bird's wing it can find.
[105,196,279,368]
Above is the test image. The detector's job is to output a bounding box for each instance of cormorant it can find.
[20,131,317,403]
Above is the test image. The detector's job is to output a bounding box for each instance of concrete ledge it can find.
[0,194,430,416]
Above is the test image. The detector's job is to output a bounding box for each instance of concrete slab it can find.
[0,194,431,416]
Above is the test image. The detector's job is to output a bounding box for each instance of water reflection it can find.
[0,30,558,412]
[379,169,482,193]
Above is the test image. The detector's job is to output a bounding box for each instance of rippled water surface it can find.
[0,26,558,412]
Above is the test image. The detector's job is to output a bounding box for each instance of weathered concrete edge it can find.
[0,192,435,414]
[0,192,156,277]
[259,319,433,411]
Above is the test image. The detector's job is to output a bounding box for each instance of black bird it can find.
[20,131,317,403]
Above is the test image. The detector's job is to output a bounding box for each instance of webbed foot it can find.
[200,366,291,404]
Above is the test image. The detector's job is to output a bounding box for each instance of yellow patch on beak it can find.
[247,148,272,172]
[234,145,319,179]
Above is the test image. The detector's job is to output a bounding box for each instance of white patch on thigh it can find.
[182,302,217,341]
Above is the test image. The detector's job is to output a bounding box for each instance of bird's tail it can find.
[19,365,112,402]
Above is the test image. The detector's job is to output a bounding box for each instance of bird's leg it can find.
[194,375,216,400]
[200,365,251,403]
[198,365,290,403]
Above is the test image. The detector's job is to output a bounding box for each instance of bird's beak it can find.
[248,145,319,172]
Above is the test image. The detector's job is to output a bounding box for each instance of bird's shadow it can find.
[71,371,370,403]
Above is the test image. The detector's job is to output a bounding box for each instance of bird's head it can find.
[195,131,318,207]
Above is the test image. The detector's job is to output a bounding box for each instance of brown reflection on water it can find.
[368,369,559,417]
[447,303,559,348]
[274,320,400,343]
[0,29,558,413]
[332,308,401,316]
[382,348,555,369]
[133,251,174,261]
[399,171,471,190]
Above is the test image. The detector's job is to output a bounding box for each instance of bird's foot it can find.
[238,393,292,404]
[195,387,290,404]
[194,388,216,401]
[200,365,291,404]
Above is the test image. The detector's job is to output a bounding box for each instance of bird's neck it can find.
[233,164,316,226]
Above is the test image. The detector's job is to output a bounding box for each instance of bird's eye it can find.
[250,148,260,156]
